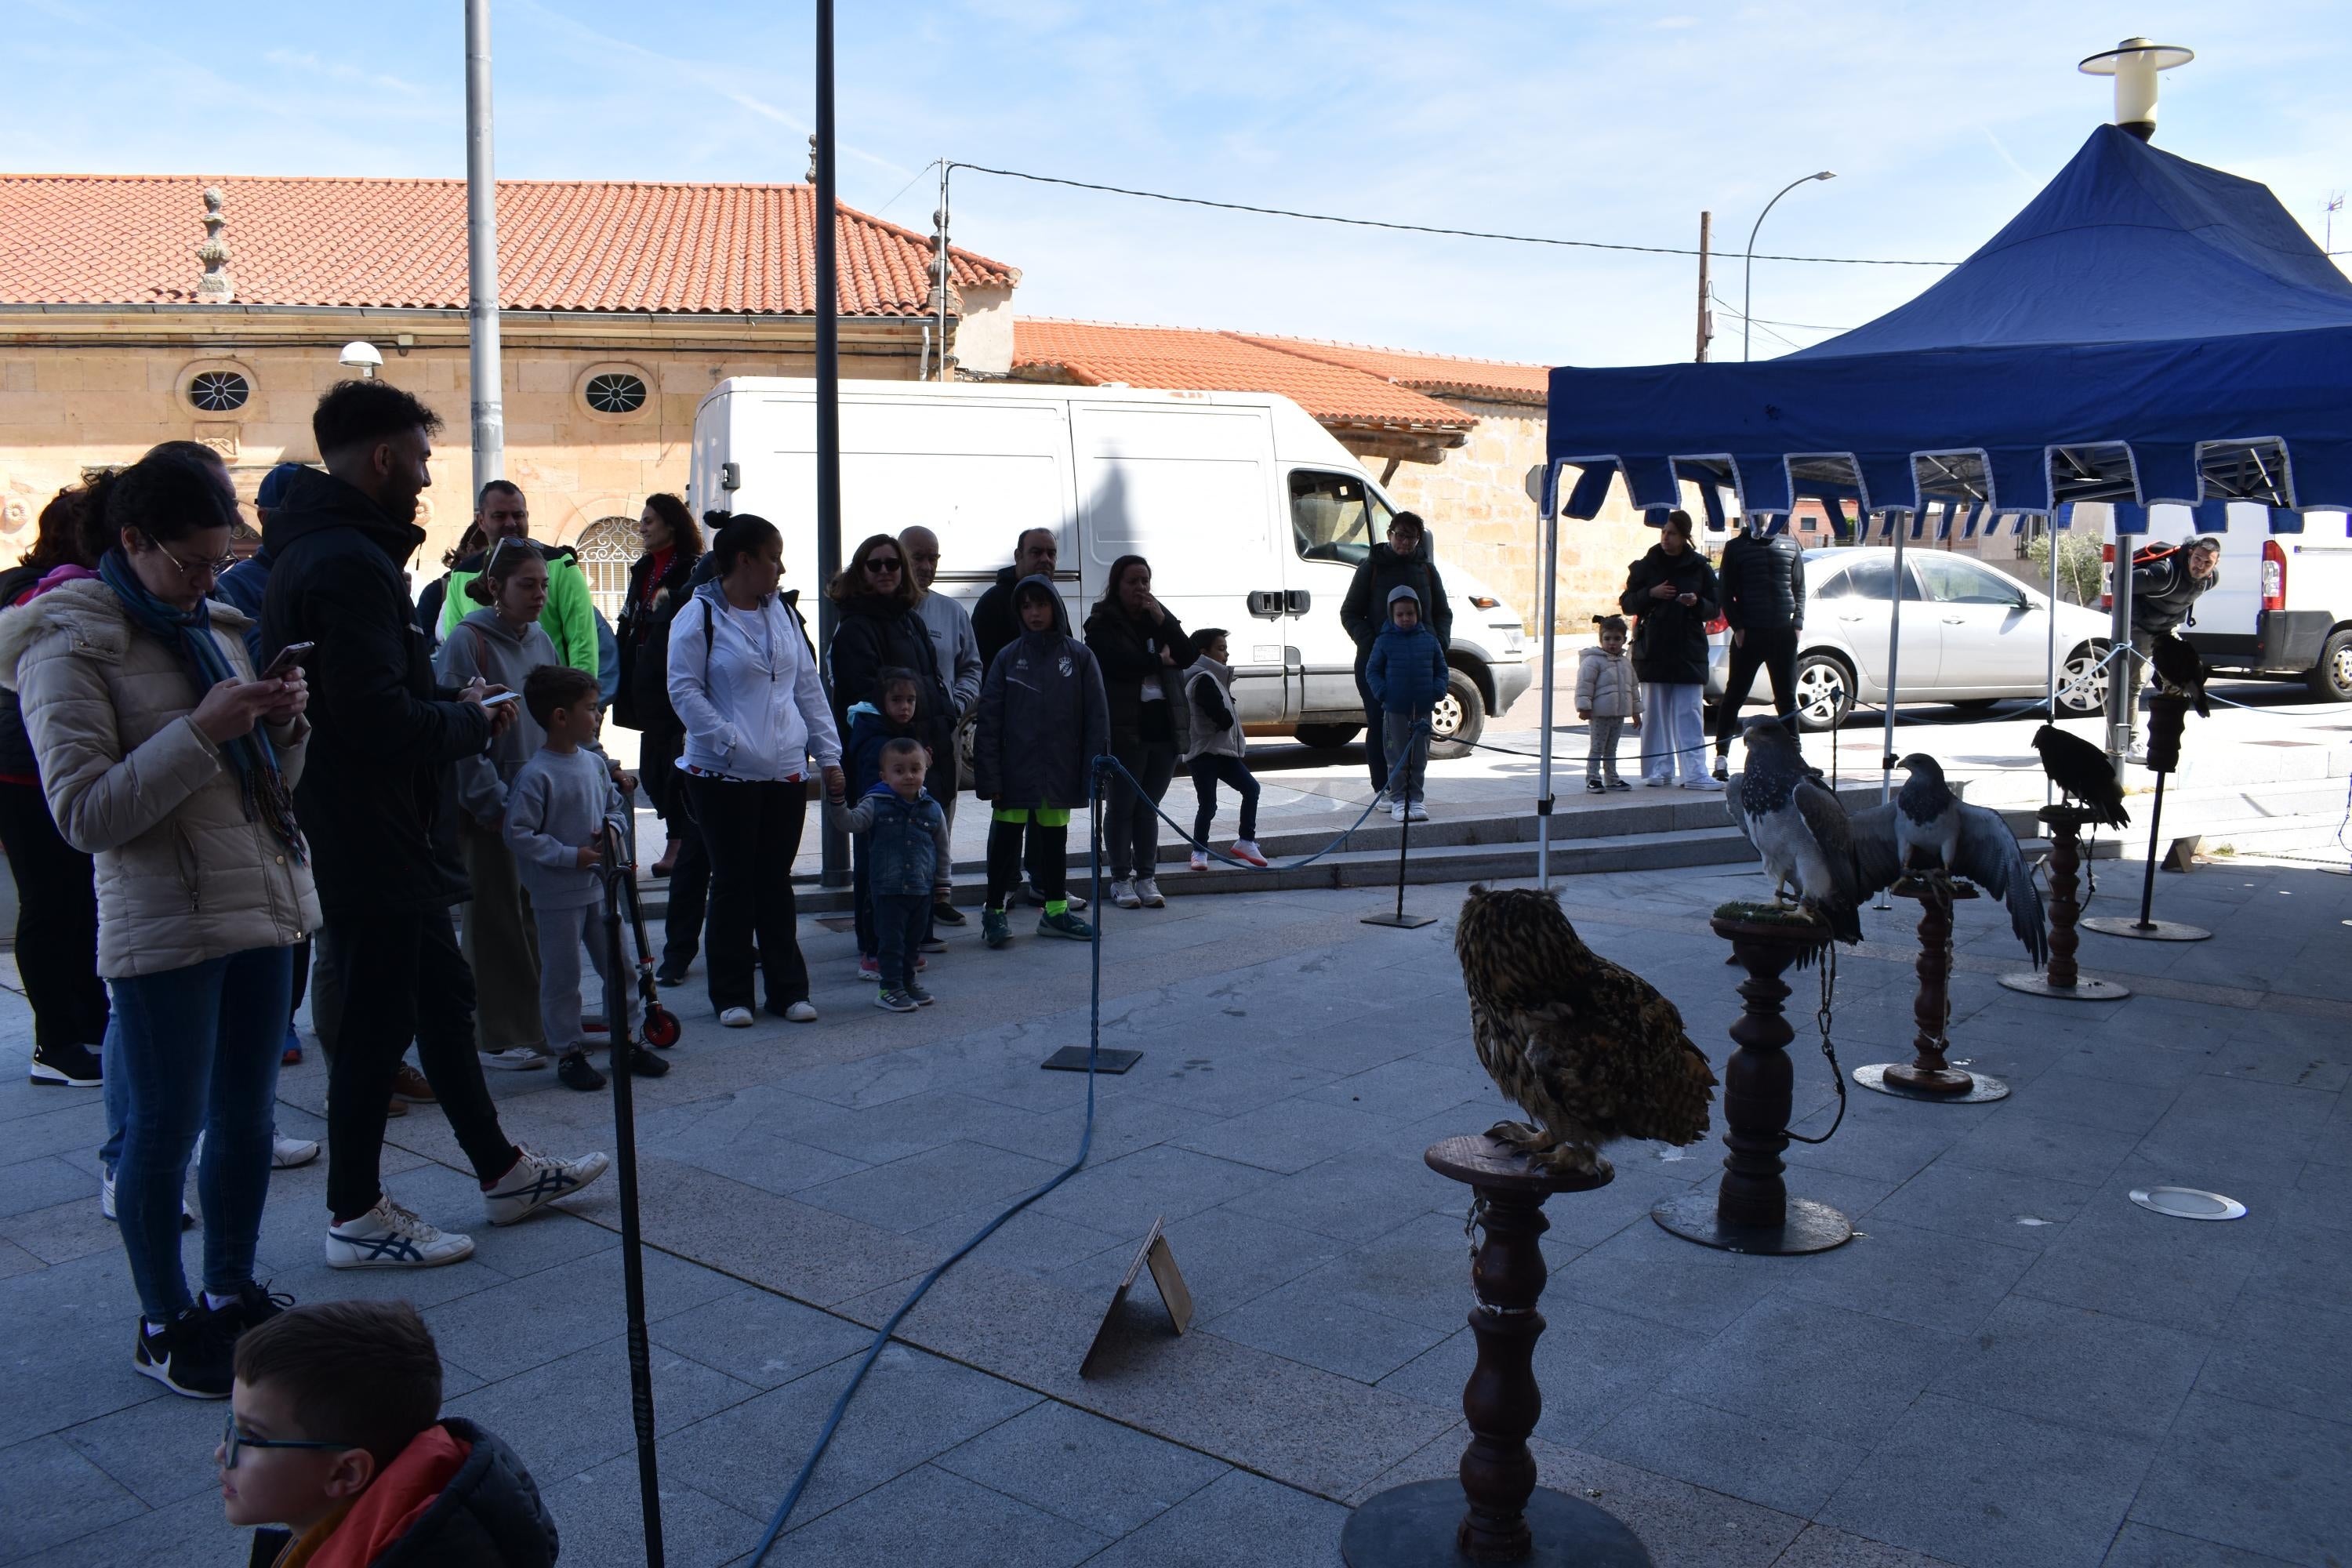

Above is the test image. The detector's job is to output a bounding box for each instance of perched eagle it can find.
[1455,885,1716,1180]
[2031,724,2129,829]
[1724,719,1863,943]
[2151,632,2210,717]
[1849,753,2049,965]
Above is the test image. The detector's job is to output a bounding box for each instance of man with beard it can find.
[432,479,598,677]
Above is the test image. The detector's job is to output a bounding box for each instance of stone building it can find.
[0,174,1014,613]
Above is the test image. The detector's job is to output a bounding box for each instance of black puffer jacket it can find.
[828,593,957,783]
[1716,528,1806,632]
[260,466,492,922]
[243,1418,557,1568]
[971,563,1027,674]
[1083,599,1196,751]
[614,546,698,731]
[2129,546,2218,637]
[1339,542,1452,666]
[1617,544,1720,686]
[975,576,1110,809]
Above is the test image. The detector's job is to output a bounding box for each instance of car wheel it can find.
[2057,642,2111,717]
[1427,668,1486,757]
[1293,722,1362,750]
[2308,630,2352,701]
[1791,653,1852,731]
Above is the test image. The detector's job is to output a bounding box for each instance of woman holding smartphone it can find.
[1,448,316,1397]
[1083,555,1195,910]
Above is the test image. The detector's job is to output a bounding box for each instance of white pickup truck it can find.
[2169,508,2352,699]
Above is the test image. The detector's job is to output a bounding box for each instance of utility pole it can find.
[933,162,953,383]
[463,0,503,499]
[814,0,848,885]
[1695,211,1713,361]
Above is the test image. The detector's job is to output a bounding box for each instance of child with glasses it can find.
[220,1299,554,1566]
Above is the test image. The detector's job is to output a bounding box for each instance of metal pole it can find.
[601,833,662,1568]
[1536,481,1558,888]
[2135,775,2166,929]
[1695,212,1712,362]
[463,0,504,498]
[814,0,848,886]
[1744,172,1832,362]
[2045,511,2061,807]
[2107,510,2134,785]
[935,160,953,383]
[1881,513,1906,803]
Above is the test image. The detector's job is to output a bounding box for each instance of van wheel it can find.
[1791,653,1852,731]
[1294,723,1361,750]
[2308,630,2352,701]
[1428,669,1486,757]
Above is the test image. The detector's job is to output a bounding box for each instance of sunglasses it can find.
[864,557,904,574]
[222,1414,359,1469]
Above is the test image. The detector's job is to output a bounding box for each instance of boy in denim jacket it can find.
[824,737,952,1011]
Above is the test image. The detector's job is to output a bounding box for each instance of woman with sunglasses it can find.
[1,449,318,1398]
[825,535,958,826]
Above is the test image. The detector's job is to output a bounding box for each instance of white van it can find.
[687,379,1532,749]
[2101,503,2352,700]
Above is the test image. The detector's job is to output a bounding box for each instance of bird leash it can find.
[1783,942,1847,1145]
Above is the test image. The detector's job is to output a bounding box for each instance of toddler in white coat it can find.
[1576,615,1639,792]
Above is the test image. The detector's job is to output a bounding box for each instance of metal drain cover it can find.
[2130,1186,2248,1221]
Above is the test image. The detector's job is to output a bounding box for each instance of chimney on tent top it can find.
[2078,37,2193,141]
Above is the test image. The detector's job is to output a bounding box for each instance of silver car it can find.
[1705,548,2112,730]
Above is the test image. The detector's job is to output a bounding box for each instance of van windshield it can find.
[1290,470,1393,567]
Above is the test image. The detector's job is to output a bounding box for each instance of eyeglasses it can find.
[221,1414,360,1469]
[864,557,904,574]
[151,539,237,579]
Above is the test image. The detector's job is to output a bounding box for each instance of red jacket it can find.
[249,1419,556,1568]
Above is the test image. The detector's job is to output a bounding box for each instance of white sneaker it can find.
[1189,850,1209,872]
[782,1000,818,1023]
[1406,801,1429,822]
[325,1195,474,1269]
[1134,877,1166,908]
[1229,840,1270,868]
[1681,776,1725,792]
[719,1007,754,1028]
[1111,878,1141,909]
[482,1146,611,1227]
[1644,775,1673,787]
[480,1047,549,1072]
[271,1134,320,1170]
[99,1167,197,1228]
[1390,802,1407,822]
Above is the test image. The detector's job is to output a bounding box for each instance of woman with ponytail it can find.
[0,448,317,1398]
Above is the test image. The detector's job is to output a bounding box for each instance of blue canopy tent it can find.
[1525,125,2352,880]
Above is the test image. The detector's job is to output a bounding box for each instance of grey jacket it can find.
[0,579,318,978]
[913,590,985,717]
[1181,656,1246,761]
[974,575,1111,811]
[434,607,561,822]
[503,746,627,909]
[1576,645,1639,720]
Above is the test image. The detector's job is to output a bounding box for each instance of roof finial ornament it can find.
[195,184,233,302]
[806,133,818,184]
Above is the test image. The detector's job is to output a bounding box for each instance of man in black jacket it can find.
[263,380,607,1270]
[2122,535,2220,736]
[967,526,1084,910]
[1338,511,1451,792]
[1711,520,1808,777]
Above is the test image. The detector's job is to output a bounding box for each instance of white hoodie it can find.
[666,581,841,782]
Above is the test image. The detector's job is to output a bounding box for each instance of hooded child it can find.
[973,575,1108,949]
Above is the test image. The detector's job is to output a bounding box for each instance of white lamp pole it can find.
[464,0,505,497]
[1743,171,1835,361]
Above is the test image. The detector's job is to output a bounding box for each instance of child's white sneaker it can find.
[1111,878,1142,909]
[1189,849,1209,872]
[1229,840,1269,868]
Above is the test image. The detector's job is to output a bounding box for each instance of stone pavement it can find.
[2,841,2348,1566]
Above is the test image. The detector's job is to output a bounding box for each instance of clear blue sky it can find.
[9,0,2347,368]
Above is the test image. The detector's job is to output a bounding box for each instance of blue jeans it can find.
[873,893,929,991]
[108,946,292,1322]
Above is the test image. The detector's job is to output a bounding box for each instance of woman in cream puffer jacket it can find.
[0,450,318,1394]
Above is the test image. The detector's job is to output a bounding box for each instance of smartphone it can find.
[260,641,315,680]
[480,691,523,708]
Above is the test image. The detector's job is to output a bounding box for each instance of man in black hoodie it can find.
[1711,519,1807,778]
[263,380,607,1271]
[1338,510,1452,793]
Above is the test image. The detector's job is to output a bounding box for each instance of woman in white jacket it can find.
[666,515,843,1026]
[0,451,316,1399]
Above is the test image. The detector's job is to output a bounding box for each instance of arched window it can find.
[574,515,639,621]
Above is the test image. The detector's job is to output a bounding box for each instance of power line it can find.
[1708,288,1853,335]
[947,161,1959,268]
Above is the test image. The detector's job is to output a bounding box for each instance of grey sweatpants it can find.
[1586,716,1627,782]
[1381,711,1431,804]
[535,901,639,1054]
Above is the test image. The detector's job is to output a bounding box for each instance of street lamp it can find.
[1743,171,1835,361]
[338,340,383,379]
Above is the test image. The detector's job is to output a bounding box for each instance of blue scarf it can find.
[97,550,306,862]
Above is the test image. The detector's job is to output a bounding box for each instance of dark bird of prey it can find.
[1724,719,1864,943]
[1455,885,1716,1180]
[2151,632,2210,717]
[2032,724,2129,829]
[1849,753,2049,965]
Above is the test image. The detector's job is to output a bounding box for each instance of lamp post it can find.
[1743,171,1835,361]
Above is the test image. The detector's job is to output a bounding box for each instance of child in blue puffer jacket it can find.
[1365,585,1447,823]
[825,737,952,1011]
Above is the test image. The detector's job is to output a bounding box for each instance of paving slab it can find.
[2127,1392,2352,1567]
[933,1400,1230,1538]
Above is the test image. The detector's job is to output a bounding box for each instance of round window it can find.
[188,370,250,412]
[585,372,648,415]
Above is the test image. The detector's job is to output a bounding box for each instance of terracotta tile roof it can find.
[0,174,1016,314]
[1011,318,1475,432]
[1235,335,1551,405]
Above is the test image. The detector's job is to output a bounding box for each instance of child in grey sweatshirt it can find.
[503,666,669,1090]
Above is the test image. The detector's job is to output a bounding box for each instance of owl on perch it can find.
[1455,884,1717,1180]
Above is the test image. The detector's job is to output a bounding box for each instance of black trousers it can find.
[987,817,1068,909]
[661,825,710,975]
[1356,667,1388,792]
[689,776,809,1011]
[0,779,108,1049]
[325,909,517,1221]
[1714,626,1801,752]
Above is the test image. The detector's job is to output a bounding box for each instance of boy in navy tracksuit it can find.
[825,738,953,1012]
[1364,585,1448,823]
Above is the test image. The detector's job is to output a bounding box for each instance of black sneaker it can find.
[30,1040,102,1087]
[133,1308,232,1398]
[1712,755,1730,782]
[557,1051,608,1091]
[1587,777,1606,793]
[655,962,691,988]
[221,1281,296,1338]
[626,1045,670,1078]
[931,902,967,927]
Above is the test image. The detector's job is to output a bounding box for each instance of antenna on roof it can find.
[2078,37,2193,142]
[195,186,232,303]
